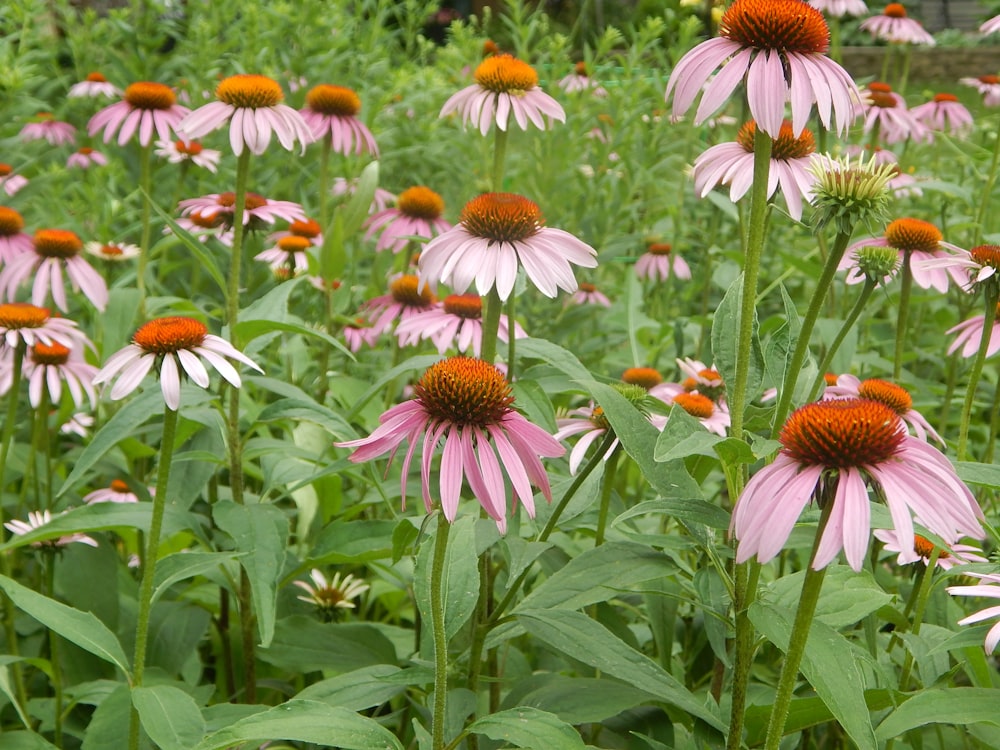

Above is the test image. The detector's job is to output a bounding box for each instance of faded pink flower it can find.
[88,81,189,147]
[0,229,108,312]
[364,186,451,254]
[300,84,378,156]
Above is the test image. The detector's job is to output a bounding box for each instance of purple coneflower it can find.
[254,235,312,275]
[154,139,221,172]
[21,340,98,408]
[910,93,973,138]
[808,0,868,17]
[364,186,451,254]
[84,479,145,504]
[85,241,141,264]
[418,192,598,301]
[947,301,1000,358]
[553,403,620,474]
[0,164,28,197]
[860,3,936,44]
[665,0,860,138]
[858,82,930,145]
[570,282,611,307]
[670,392,731,436]
[395,293,526,357]
[0,229,108,312]
[982,15,1000,34]
[66,147,108,170]
[5,510,98,548]
[88,81,189,147]
[300,84,378,156]
[824,374,943,443]
[635,242,691,283]
[342,319,379,352]
[732,399,983,572]
[68,72,121,99]
[93,316,262,410]
[178,191,306,231]
[441,54,566,136]
[947,573,1000,653]
[337,356,564,532]
[20,113,76,146]
[0,302,84,350]
[557,62,608,97]
[875,529,987,570]
[362,275,437,336]
[61,412,93,438]
[960,74,1000,107]
[0,207,33,265]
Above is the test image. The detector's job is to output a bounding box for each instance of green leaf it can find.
[259,617,397,673]
[414,516,480,640]
[152,551,243,605]
[502,674,652,724]
[613,499,730,531]
[340,160,379,237]
[213,501,289,647]
[517,608,725,731]
[151,203,228,297]
[957,461,1000,489]
[192,700,403,750]
[0,575,130,677]
[132,685,206,750]
[345,353,442,419]
[0,732,59,749]
[310,519,396,564]
[81,683,131,750]
[763,284,810,404]
[875,688,1000,740]
[711,273,764,409]
[295,664,406,710]
[745,689,898,746]
[234,278,351,356]
[255,397,358,440]
[654,407,725,461]
[517,338,593,382]
[466,707,586,748]
[764,566,893,630]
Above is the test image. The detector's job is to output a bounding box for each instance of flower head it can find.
[84,479,147,504]
[68,72,122,99]
[85,241,141,263]
[910,93,973,138]
[0,207,33,265]
[154,139,221,172]
[418,192,598,301]
[21,340,99,409]
[733,399,983,571]
[441,54,566,136]
[671,392,731,436]
[635,242,691,283]
[860,4,936,44]
[557,62,608,97]
[88,82,190,146]
[20,113,76,146]
[337,356,564,532]
[364,186,452,254]
[93,316,263,410]
[180,74,315,156]
[857,82,929,145]
[808,153,896,235]
[0,303,85,351]
[363,275,437,336]
[875,529,987,570]
[0,164,28,197]
[66,147,108,170]
[960,75,1000,107]
[294,569,369,622]
[947,301,1000,358]
[570,282,611,307]
[178,191,306,231]
[824,374,943,443]
[254,235,312,275]
[5,510,98,548]
[665,0,860,137]
[342,318,379,352]
[395,293,527,357]
[0,229,108,312]
[300,84,378,156]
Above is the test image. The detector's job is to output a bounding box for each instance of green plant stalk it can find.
[762,499,835,750]
[137,142,154,318]
[729,128,773,444]
[43,551,63,749]
[772,230,856,433]
[505,296,517,376]
[974,111,1000,245]
[896,549,941,694]
[897,45,912,95]
[726,559,761,750]
[893,251,913,380]
[127,405,179,750]
[430,513,452,750]
[957,282,999,461]
[480,287,503,366]
[594,447,621,546]
[318,137,331,230]
[809,278,878,401]
[493,127,508,192]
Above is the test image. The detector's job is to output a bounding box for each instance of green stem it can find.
[128,406,179,750]
[44,552,63,748]
[137,142,153,318]
[809,279,878,401]
[893,251,913,380]
[492,128,508,192]
[957,283,999,461]
[897,45,912,95]
[430,514,452,750]
[974,111,1000,246]
[726,559,761,750]
[762,499,836,750]
[505,296,516,376]
[772,230,855,433]
[897,548,941,691]
[480,288,503,366]
[594,447,620,546]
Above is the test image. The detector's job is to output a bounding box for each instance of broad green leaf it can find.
[133,685,206,750]
[763,283,810,405]
[517,338,593,382]
[152,551,243,605]
[517,608,725,731]
[259,617,397,673]
[655,407,725,461]
[765,566,892,630]
[340,160,379,237]
[81,683,131,750]
[309,519,396,564]
[0,575,130,677]
[255,398,357,440]
[749,601,877,750]
[0,732,59,749]
[414,516,480,640]
[957,461,1000,489]
[613,499,730,531]
[711,273,764,411]
[745,689,899,746]
[192,700,403,750]
[147,602,212,676]
[502,675,652,724]
[466,707,586,749]
[0,661,32,728]
[345,353,442,419]
[151,204,227,297]
[295,664,406,710]
[875,688,1000,740]
[213,501,288,647]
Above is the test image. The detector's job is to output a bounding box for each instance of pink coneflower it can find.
[860,4,936,44]
[635,242,691,282]
[947,301,1000,358]
[557,62,608,97]
[180,74,314,156]
[61,412,93,438]
[23,340,98,408]
[178,191,307,231]
[418,192,598,301]
[66,147,108,170]
[570,282,611,307]
[809,0,868,17]
[153,139,221,172]
[910,93,973,138]
[363,275,437,336]
[648,358,727,405]
[671,392,731,436]
[294,570,369,622]
[982,15,1000,34]
[5,510,98,548]
[332,177,395,214]
[93,316,262,410]
[960,75,1000,107]
[919,243,1000,292]
[364,186,451,254]
[947,573,1000,653]
[839,218,966,292]
[692,120,817,221]
[875,529,987,570]
[858,82,930,145]
[85,241,141,263]
[269,217,324,250]
[68,72,122,99]
[441,54,566,136]
[338,357,564,532]
[342,318,379,352]
[84,478,145,504]
[732,399,983,572]
[395,293,526,357]
[0,164,28,197]
[300,84,378,156]
[0,229,108,312]
[0,207,33,265]
[0,303,85,350]
[665,0,860,138]
[88,81,189,147]
[20,113,76,146]
[824,374,943,443]
[553,403,620,474]
[254,235,312,275]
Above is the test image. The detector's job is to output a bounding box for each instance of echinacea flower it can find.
[0,229,108,312]
[293,569,369,622]
[860,3,936,44]
[960,75,1000,107]
[66,147,108,170]
[857,82,930,145]
[0,164,28,197]
[395,293,526,357]
[570,282,611,307]
[364,186,452,254]
[180,73,315,156]
[88,81,189,147]
[85,241,141,263]
[875,528,987,570]
[553,403,620,474]
[362,275,436,336]
[665,0,860,138]
[336,356,564,532]
[808,0,868,17]
[670,392,731,436]
[60,411,93,437]
[342,319,379,352]
[0,303,85,350]
[418,192,598,301]
[692,119,817,221]
[153,139,221,172]
[178,191,306,231]
[20,114,76,146]
[808,152,897,235]
[5,510,98,548]
[947,302,1000,358]
[650,358,727,405]
[0,207,33,265]
[93,316,263,410]
[254,235,312,275]
[83,478,147,504]
[557,62,608,97]
[441,54,566,136]
[22,340,98,408]
[732,399,984,572]
[635,242,691,283]
[947,573,1000,653]
[68,72,121,99]
[910,93,973,138]
[300,84,378,156]
[824,374,943,443]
